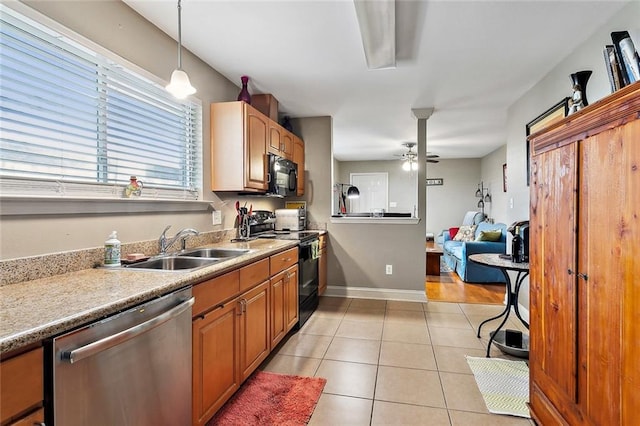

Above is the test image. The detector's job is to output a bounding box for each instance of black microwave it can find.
[268,154,298,197]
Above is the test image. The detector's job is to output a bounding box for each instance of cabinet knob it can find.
[568,269,574,275]
[577,273,589,281]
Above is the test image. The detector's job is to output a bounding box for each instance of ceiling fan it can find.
[394,143,440,170]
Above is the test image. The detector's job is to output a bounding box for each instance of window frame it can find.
[0,2,207,216]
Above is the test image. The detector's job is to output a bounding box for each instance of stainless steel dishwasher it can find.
[48,287,194,426]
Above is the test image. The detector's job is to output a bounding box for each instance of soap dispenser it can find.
[104,231,121,267]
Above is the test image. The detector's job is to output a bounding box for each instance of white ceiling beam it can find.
[354,0,396,70]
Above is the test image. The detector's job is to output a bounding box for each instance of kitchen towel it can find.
[311,240,320,260]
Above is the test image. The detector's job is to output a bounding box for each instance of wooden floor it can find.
[425,241,505,304]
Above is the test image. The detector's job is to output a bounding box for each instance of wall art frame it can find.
[525,97,570,186]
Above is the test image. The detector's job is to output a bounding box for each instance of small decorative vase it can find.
[237,75,251,104]
[570,70,592,106]
[281,116,293,132]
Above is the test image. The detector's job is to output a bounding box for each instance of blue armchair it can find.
[442,222,507,283]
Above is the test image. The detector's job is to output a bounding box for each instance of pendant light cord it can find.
[177,0,183,70]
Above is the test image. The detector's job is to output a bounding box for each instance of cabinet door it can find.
[281,131,293,159]
[270,271,286,348]
[530,142,579,416]
[268,123,282,155]
[192,302,240,426]
[0,347,43,424]
[239,280,270,382]
[578,121,640,425]
[245,106,268,190]
[293,136,305,196]
[285,264,299,331]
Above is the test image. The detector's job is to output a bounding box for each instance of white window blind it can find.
[0,5,202,200]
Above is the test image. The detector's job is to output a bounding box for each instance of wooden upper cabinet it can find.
[268,124,282,157]
[281,131,293,158]
[210,102,268,192]
[293,136,304,196]
[268,122,293,160]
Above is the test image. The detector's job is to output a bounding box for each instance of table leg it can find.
[481,269,530,357]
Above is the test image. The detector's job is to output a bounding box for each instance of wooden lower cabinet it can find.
[10,408,44,426]
[238,281,270,382]
[318,234,327,295]
[192,247,301,425]
[192,301,240,426]
[0,347,43,425]
[271,264,300,348]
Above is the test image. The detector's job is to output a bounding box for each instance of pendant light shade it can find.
[166,0,196,99]
[166,69,196,99]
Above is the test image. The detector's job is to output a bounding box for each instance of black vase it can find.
[570,70,592,106]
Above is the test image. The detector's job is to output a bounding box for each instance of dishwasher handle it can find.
[61,296,195,364]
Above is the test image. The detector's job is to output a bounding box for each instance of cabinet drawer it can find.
[270,247,298,276]
[239,258,269,292]
[193,270,240,317]
[0,347,43,423]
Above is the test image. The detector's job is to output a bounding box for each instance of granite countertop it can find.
[0,239,297,355]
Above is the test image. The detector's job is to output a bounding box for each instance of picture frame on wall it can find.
[525,97,570,186]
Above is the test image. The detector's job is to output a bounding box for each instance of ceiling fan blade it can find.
[427,159,439,163]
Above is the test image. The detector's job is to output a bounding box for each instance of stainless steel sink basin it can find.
[123,256,220,271]
[178,248,250,259]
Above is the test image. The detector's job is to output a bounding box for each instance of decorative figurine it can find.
[124,176,143,197]
[568,83,584,115]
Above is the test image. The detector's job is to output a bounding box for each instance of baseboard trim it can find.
[323,285,427,302]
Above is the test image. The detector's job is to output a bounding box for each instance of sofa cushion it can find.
[449,227,460,240]
[453,225,476,242]
[475,230,502,242]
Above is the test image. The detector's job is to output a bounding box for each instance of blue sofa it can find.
[442,222,507,283]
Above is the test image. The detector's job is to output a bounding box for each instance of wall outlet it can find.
[212,210,222,225]
[389,201,397,208]
[385,264,393,275]
[509,197,514,209]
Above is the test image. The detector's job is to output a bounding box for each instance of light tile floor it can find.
[260,296,534,426]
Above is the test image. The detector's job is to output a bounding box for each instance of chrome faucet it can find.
[159,226,199,254]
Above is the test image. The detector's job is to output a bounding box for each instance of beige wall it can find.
[504,1,640,314]
[0,1,281,259]
[425,159,481,237]
[480,145,508,225]
[292,117,426,294]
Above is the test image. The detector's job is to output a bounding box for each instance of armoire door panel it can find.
[530,142,578,406]
[578,120,640,425]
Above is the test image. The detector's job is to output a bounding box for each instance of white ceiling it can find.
[125,0,628,161]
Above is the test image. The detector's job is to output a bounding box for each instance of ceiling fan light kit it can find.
[166,0,196,99]
[354,0,396,70]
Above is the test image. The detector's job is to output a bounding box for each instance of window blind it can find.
[0,5,202,200]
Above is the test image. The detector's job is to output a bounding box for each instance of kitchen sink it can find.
[177,248,251,259]
[122,256,220,271]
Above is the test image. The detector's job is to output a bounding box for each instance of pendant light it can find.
[166,0,196,99]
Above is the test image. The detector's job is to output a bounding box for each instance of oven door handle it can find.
[61,297,194,364]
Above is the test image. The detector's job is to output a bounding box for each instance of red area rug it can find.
[207,371,326,426]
